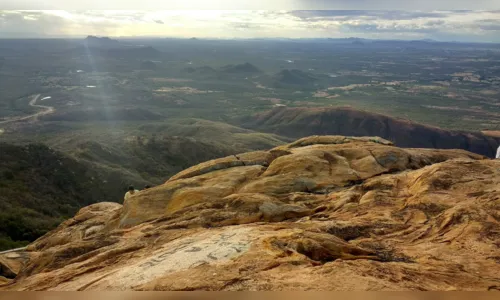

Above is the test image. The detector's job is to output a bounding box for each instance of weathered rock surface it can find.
[1,135,499,291]
[0,249,31,283]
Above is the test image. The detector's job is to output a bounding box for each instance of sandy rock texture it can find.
[1,136,499,291]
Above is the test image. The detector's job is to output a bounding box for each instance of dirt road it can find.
[0,94,55,125]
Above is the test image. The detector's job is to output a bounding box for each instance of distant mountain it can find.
[77,36,162,59]
[240,106,500,157]
[323,37,370,44]
[273,69,317,86]
[220,62,261,74]
[345,37,366,45]
[140,60,157,70]
[83,35,122,49]
[419,38,437,42]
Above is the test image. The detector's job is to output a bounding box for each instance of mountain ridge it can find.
[240,106,500,157]
[220,62,261,74]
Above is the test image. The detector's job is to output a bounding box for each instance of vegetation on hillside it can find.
[0,143,119,250]
[0,120,286,250]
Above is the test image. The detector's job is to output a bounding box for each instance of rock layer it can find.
[1,135,499,291]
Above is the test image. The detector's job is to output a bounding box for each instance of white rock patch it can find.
[53,226,259,291]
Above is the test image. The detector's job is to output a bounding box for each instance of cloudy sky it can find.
[1,1,500,42]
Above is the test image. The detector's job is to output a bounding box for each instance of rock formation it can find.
[1,135,499,291]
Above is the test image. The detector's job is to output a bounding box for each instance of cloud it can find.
[0,11,69,36]
[476,18,500,30]
[230,22,262,29]
[286,10,500,40]
[290,10,448,21]
[2,0,500,10]
[0,10,125,37]
[0,10,499,42]
[339,22,440,34]
[291,0,500,11]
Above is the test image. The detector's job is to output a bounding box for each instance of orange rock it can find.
[2,136,498,291]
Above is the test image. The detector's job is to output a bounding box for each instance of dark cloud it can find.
[289,10,448,21]
[154,19,164,24]
[291,0,500,10]
[290,10,374,19]
[287,9,500,38]
[382,11,449,20]
[339,23,439,34]
[480,24,500,30]
[477,19,500,30]
[2,0,500,10]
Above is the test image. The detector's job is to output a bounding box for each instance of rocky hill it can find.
[273,69,318,86]
[83,36,122,49]
[1,135,499,291]
[220,63,261,74]
[240,107,500,157]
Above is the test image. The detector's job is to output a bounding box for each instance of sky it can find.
[1,1,500,42]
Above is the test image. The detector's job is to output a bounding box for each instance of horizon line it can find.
[1,36,500,44]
